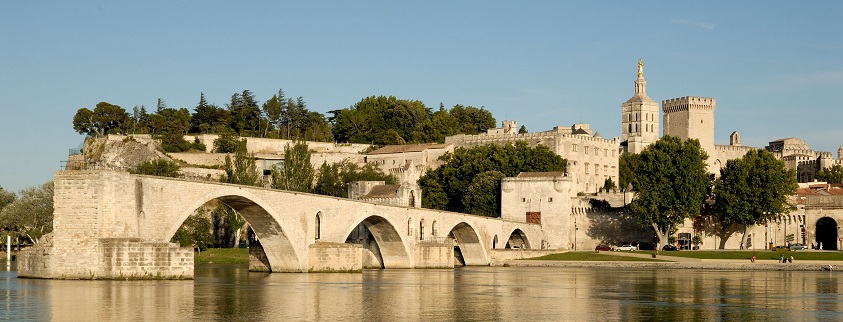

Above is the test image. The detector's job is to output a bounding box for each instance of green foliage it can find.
[602,177,617,192]
[463,171,506,217]
[626,136,710,246]
[418,141,567,212]
[714,149,798,241]
[191,93,233,134]
[0,186,15,214]
[618,152,641,191]
[72,102,130,137]
[0,182,54,244]
[191,138,207,152]
[227,90,263,137]
[213,133,238,153]
[313,160,396,197]
[518,125,528,134]
[816,164,843,184]
[332,95,431,144]
[133,159,181,177]
[171,212,214,251]
[220,140,262,187]
[271,141,315,192]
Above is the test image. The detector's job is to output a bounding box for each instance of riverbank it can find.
[500,250,843,271]
[500,259,840,271]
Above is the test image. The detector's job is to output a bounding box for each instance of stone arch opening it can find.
[493,235,498,249]
[170,194,302,273]
[345,215,410,269]
[419,219,425,241]
[315,212,322,241]
[505,229,530,249]
[448,222,487,266]
[409,190,416,208]
[816,217,838,250]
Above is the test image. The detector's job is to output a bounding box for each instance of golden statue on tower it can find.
[638,58,644,78]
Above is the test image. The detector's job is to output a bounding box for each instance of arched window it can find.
[315,212,322,240]
[419,219,425,241]
[408,217,412,236]
[409,190,416,208]
[493,235,499,249]
[432,220,438,236]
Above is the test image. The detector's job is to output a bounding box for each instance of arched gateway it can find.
[816,217,838,250]
[18,170,547,279]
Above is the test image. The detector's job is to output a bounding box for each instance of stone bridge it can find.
[19,170,547,279]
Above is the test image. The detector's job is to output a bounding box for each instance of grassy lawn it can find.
[529,251,664,262]
[638,250,843,261]
[195,248,249,264]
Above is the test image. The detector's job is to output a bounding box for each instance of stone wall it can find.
[307,242,363,272]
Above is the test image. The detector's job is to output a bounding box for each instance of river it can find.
[2,263,842,321]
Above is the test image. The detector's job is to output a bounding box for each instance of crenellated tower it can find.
[621,58,660,154]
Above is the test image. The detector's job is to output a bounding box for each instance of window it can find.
[585,163,589,174]
[604,149,608,157]
[585,146,589,155]
[408,217,412,236]
[572,144,578,152]
[432,220,438,236]
[419,219,425,241]
[521,197,526,202]
[594,147,599,155]
[315,212,322,240]
[548,197,553,202]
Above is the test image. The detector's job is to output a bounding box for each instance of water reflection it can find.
[3,264,843,321]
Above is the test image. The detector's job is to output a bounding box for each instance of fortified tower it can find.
[621,58,659,154]
[662,96,716,158]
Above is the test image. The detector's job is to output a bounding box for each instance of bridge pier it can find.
[18,236,193,280]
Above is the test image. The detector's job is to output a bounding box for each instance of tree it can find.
[714,149,798,247]
[192,93,232,134]
[332,96,431,144]
[213,133,238,153]
[228,90,263,137]
[271,141,315,193]
[0,186,15,213]
[220,140,262,187]
[418,141,566,213]
[72,102,130,137]
[171,212,214,251]
[618,152,641,191]
[816,164,843,184]
[133,159,181,177]
[0,181,54,244]
[625,136,710,249]
[313,160,395,198]
[518,125,528,134]
[462,171,506,217]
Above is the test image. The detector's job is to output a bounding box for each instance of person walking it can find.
[789,255,793,263]
[780,253,785,263]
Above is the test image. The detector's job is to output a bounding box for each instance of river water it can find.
[2,263,842,321]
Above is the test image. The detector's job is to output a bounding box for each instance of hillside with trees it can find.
[72,91,499,152]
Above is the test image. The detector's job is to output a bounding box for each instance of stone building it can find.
[621,58,660,154]
[446,124,620,194]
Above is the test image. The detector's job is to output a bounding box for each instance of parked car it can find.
[789,243,808,251]
[616,244,637,251]
[772,245,790,252]
[662,244,678,251]
[595,244,613,251]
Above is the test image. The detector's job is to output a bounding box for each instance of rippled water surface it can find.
[2,264,842,321]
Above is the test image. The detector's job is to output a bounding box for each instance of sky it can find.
[1,1,841,192]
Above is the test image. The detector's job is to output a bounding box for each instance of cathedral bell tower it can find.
[621,58,660,154]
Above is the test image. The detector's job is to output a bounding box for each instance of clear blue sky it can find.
[1,1,841,192]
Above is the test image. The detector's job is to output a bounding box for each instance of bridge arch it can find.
[343,215,411,269]
[505,228,531,249]
[172,188,304,272]
[447,222,488,266]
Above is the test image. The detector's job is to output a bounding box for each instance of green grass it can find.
[638,250,843,261]
[195,248,249,264]
[529,251,664,262]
